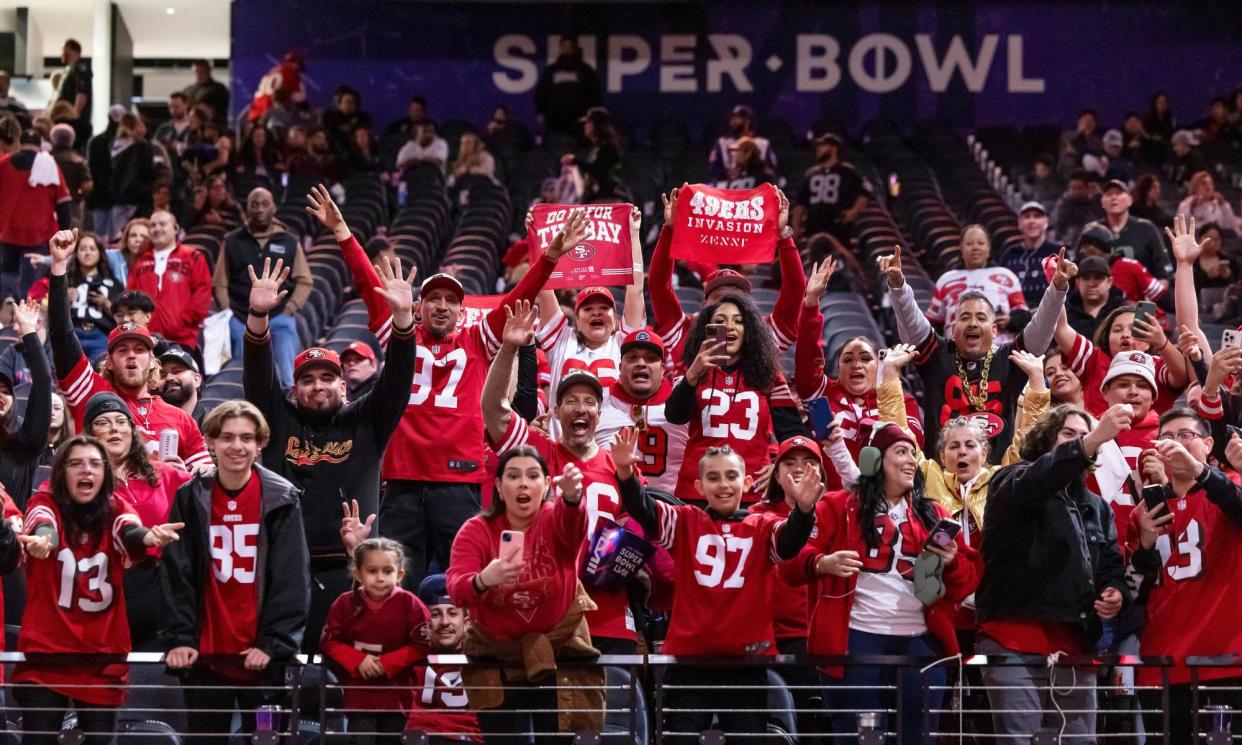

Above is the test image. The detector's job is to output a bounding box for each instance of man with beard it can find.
[594,329,687,493]
[792,132,870,252]
[882,244,1073,463]
[243,254,417,653]
[533,35,600,138]
[708,104,777,183]
[159,345,208,424]
[216,187,312,387]
[307,185,568,589]
[407,574,480,744]
[47,229,211,471]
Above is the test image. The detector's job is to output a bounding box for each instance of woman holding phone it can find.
[447,446,600,743]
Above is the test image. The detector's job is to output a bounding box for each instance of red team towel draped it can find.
[669,183,779,265]
[527,203,634,289]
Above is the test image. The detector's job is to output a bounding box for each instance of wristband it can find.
[248,308,271,318]
[473,574,488,593]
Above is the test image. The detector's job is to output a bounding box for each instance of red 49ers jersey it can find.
[652,502,784,655]
[1065,334,1180,417]
[407,663,482,742]
[675,368,797,499]
[382,323,502,483]
[489,416,635,640]
[1138,487,1242,685]
[16,492,140,706]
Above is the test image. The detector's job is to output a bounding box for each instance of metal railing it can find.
[3,651,1242,743]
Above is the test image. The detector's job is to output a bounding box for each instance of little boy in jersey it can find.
[612,428,819,745]
[159,401,310,745]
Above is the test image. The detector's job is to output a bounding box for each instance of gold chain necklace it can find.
[955,348,994,412]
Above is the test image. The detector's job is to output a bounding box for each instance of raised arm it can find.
[769,190,805,345]
[612,427,660,537]
[243,258,292,408]
[307,184,391,336]
[649,188,685,333]
[8,299,50,459]
[622,206,646,331]
[46,230,89,377]
[880,246,933,347]
[794,259,835,400]
[358,257,418,440]
[481,302,536,444]
[498,211,582,347]
[1017,248,1073,355]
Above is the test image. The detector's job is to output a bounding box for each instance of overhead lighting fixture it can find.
[165,7,176,14]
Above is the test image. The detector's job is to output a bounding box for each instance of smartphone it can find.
[809,397,835,440]
[923,518,962,551]
[499,530,524,564]
[1133,301,1157,331]
[1142,484,1168,511]
[1223,329,1242,351]
[707,324,727,345]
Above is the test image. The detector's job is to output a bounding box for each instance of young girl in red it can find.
[321,537,433,744]
[15,435,180,745]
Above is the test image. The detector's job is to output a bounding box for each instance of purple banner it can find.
[230,1,1242,134]
[581,518,655,591]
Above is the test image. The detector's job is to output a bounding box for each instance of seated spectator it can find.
[181,59,229,124]
[0,70,29,126]
[1097,129,1133,183]
[1074,224,1170,310]
[65,231,121,362]
[1050,169,1103,246]
[235,124,278,179]
[322,84,373,155]
[1129,173,1172,231]
[1059,108,1104,174]
[261,87,310,140]
[570,107,623,200]
[1177,170,1240,234]
[346,126,384,177]
[160,401,310,745]
[396,120,448,174]
[1065,255,1128,339]
[158,345,207,424]
[1165,129,1206,187]
[1189,222,1237,293]
[0,128,71,299]
[1122,112,1164,167]
[1144,91,1176,145]
[999,201,1060,302]
[1195,96,1237,167]
[277,123,307,172]
[793,132,870,252]
[446,447,601,738]
[533,35,600,138]
[125,211,212,350]
[708,104,777,183]
[975,404,1130,741]
[1019,153,1063,206]
[15,434,180,745]
[288,127,342,182]
[215,187,310,387]
[927,224,1029,339]
[1131,408,1242,741]
[384,94,427,139]
[151,181,173,216]
[49,124,90,229]
[723,135,778,188]
[105,217,148,284]
[188,174,243,231]
[449,131,496,182]
[1082,179,1173,279]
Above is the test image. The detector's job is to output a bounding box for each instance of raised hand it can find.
[1176,324,1204,363]
[340,499,376,554]
[629,205,642,231]
[501,299,537,349]
[1153,438,1204,482]
[558,463,584,503]
[1130,313,1167,351]
[611,427,641,471]
[776,188,791,231]
[143,521,184,548]
[1203,346,1242,393]
[247,257,291,315]
[545,209,588,261]
[1134,500,1173,550]
[373,255,417,319]
[305,184,349,239]
[1166,213,1212,264]
[883,343,919,371]
[782,464,823,513]
[1010,350,1047,387]
[661,184,684,225]
[1051,247,1078,292]
[1226,432,1242,473]
[48,228,78,274]
[18,533,52,560]
[1140,447,1168,486]
[1093,402,1134,444]
[12,298,40,336]
[685,338,729,385]
[877,245,905,289]
[803,258,838,306]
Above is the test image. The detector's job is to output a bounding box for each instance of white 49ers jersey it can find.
[595,384,687,494]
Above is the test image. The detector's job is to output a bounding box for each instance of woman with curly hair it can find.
[780,420,981,745]
[665,292,807,501]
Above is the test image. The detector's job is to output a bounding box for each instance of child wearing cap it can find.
[405,574,481,743]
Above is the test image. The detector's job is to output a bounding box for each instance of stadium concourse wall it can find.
[230,0,1242,134]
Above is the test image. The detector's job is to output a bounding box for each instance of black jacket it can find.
[1065,285,1128,340]
[158,465,310,662]
[976,438,1129,643]
[244,323,416,555]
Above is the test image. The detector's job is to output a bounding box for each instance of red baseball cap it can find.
[575,287,615,312]
[339,341,377,364]
[107,322,154,351]
[419,273,465,302]
[620,329,664,357]
[704,269,752,297]
[293,347,342,378]
[776,435,823,463]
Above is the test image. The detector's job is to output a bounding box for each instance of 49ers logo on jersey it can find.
[989,272,1014,287]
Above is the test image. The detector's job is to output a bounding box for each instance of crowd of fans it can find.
[0,34,1240,745]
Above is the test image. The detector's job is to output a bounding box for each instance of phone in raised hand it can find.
[499,530,524,564]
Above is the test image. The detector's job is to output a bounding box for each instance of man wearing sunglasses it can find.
[594,329,687,494]
[1131,407,1242,740]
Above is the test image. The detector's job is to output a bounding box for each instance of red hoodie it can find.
[125,243,212,349]
[779,490,981,676]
